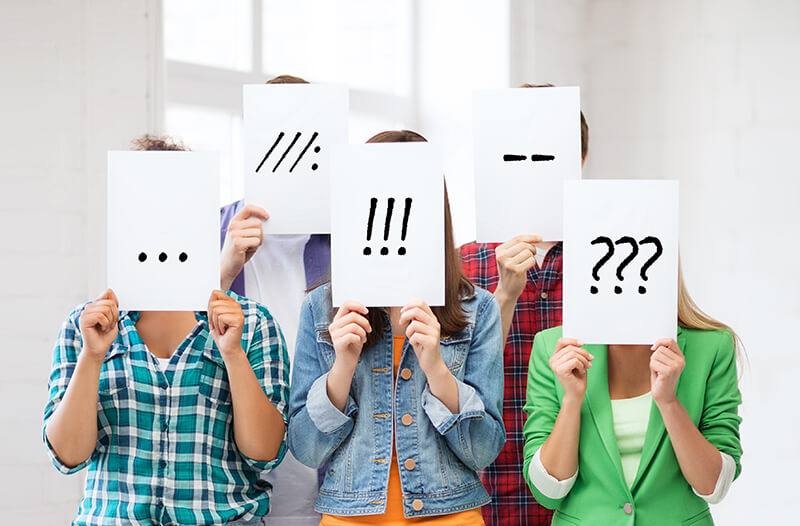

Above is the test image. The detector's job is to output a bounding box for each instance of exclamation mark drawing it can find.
[398,198,412,255]
[380,198,395,255]
[363,197,378,256]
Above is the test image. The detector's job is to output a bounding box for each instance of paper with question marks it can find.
[330,142,445,307]
[107,151,220,311]
[243,83,348,234]
[563,180,679,344]
[473,87,582,242]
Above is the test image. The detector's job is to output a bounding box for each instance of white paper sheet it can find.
[473,87,582,242]
[243,83,349,234]
[107,151,220,311]
[563,180,679,344]
[330,143,445,307]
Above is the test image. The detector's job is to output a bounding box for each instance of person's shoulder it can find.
[680,326,736,360]
[534,326,563,353]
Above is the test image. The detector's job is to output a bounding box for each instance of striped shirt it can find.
[43,291,290,525]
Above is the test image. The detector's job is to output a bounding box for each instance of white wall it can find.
[513,0,800,523]
[0,0,160,522]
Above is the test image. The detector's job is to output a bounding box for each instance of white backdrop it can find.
[1,0,797,523]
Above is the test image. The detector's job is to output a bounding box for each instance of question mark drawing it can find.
[590,236,615,294]
[613,236,639,294]
[637,236,663,294]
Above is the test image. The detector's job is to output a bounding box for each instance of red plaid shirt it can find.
[460,241,563,526]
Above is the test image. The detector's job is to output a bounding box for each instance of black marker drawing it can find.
[363,197,413,256]
[136,252,189,263]
[637,236,663,294]
[613,237,638,294]
[502,154,556,162]
[255,131,321,174]
[363,197,378,256]
[590,236,614,294]
[589,235,663,294]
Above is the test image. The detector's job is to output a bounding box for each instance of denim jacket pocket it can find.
[439,332,471,377]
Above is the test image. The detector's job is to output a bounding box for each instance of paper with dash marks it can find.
[243,83,348,234]
[330,143,444,307]
[473,87,581,242]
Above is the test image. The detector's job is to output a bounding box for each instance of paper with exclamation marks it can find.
[330,142,444,307]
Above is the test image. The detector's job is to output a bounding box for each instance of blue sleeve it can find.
[287,295,357,469]
[220,199,246,296]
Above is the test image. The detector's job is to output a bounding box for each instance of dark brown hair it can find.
[520,82,589,160]
[360,130,474,347]
[267,75,309,84]
[131,134,189,152]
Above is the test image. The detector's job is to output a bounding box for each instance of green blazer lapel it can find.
[632,328,687,491]
[584,344,627,489]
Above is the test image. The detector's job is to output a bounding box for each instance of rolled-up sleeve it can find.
[42,304,108,475]
[288,295,357,469]
[422,293,506,472]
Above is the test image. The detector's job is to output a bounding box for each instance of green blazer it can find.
[522,326,742,526]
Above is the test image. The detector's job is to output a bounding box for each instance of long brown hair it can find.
[358,130,474,347]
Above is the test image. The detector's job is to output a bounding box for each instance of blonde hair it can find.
[678,263,745,366]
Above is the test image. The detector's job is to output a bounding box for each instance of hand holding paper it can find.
[220,204,269,290]
[207,290,245,358]
[549,337,593,403]
[649,337,685,406]
[494,234,542,302]
[78,289,120,362]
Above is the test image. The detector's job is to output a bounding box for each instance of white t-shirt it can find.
[244,234,321,525]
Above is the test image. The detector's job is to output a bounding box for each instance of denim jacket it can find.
[287,284,505,518]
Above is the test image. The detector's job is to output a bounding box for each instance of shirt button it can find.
[155,499,163,508]
[411,499,424,511]
[404,458,416,471]
[159,460,167,469]
[400,368,412,380]
[401,414,413,426]
[623,502,633,515]
[162,422,168,431]
[540,291,548,300]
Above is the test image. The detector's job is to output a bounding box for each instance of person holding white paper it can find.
[220,74,330,525]
[42,136,290,526]
[460,83,589,526]
[287,131,505,524]
[521,272,743,525]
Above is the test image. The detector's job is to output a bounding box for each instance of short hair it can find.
[131,134,189,152]
[520,82,589,160]
[266,75,309,84]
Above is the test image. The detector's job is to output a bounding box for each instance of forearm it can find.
[493,287,518,345]
[540,396,582,480]
[45,354,103,467]
[326,360,356,413]
[220,267,237,291]
[225,351,286,462]
[658,399,722,495]
[426,363,459,414]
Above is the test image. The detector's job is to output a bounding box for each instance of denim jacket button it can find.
[400,368,412,380]
[401,414,413,426]
[404,458,416,470]
[411,499,424,511]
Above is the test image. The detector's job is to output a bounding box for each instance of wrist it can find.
[494,284,521,310]
[79,347,107,368]
[331,356,357,378]
[425,360,452,388]
[654,395,681,413]
[219,344,246,364]
[561,392,586,410]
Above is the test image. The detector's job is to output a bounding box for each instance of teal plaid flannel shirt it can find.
[43,291,290,526]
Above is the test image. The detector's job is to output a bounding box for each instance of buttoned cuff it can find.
[421,378,485,435]
[43,428,91,475]
[306,373,358,434]
[692,451,736,504]
[527,447,578,500]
